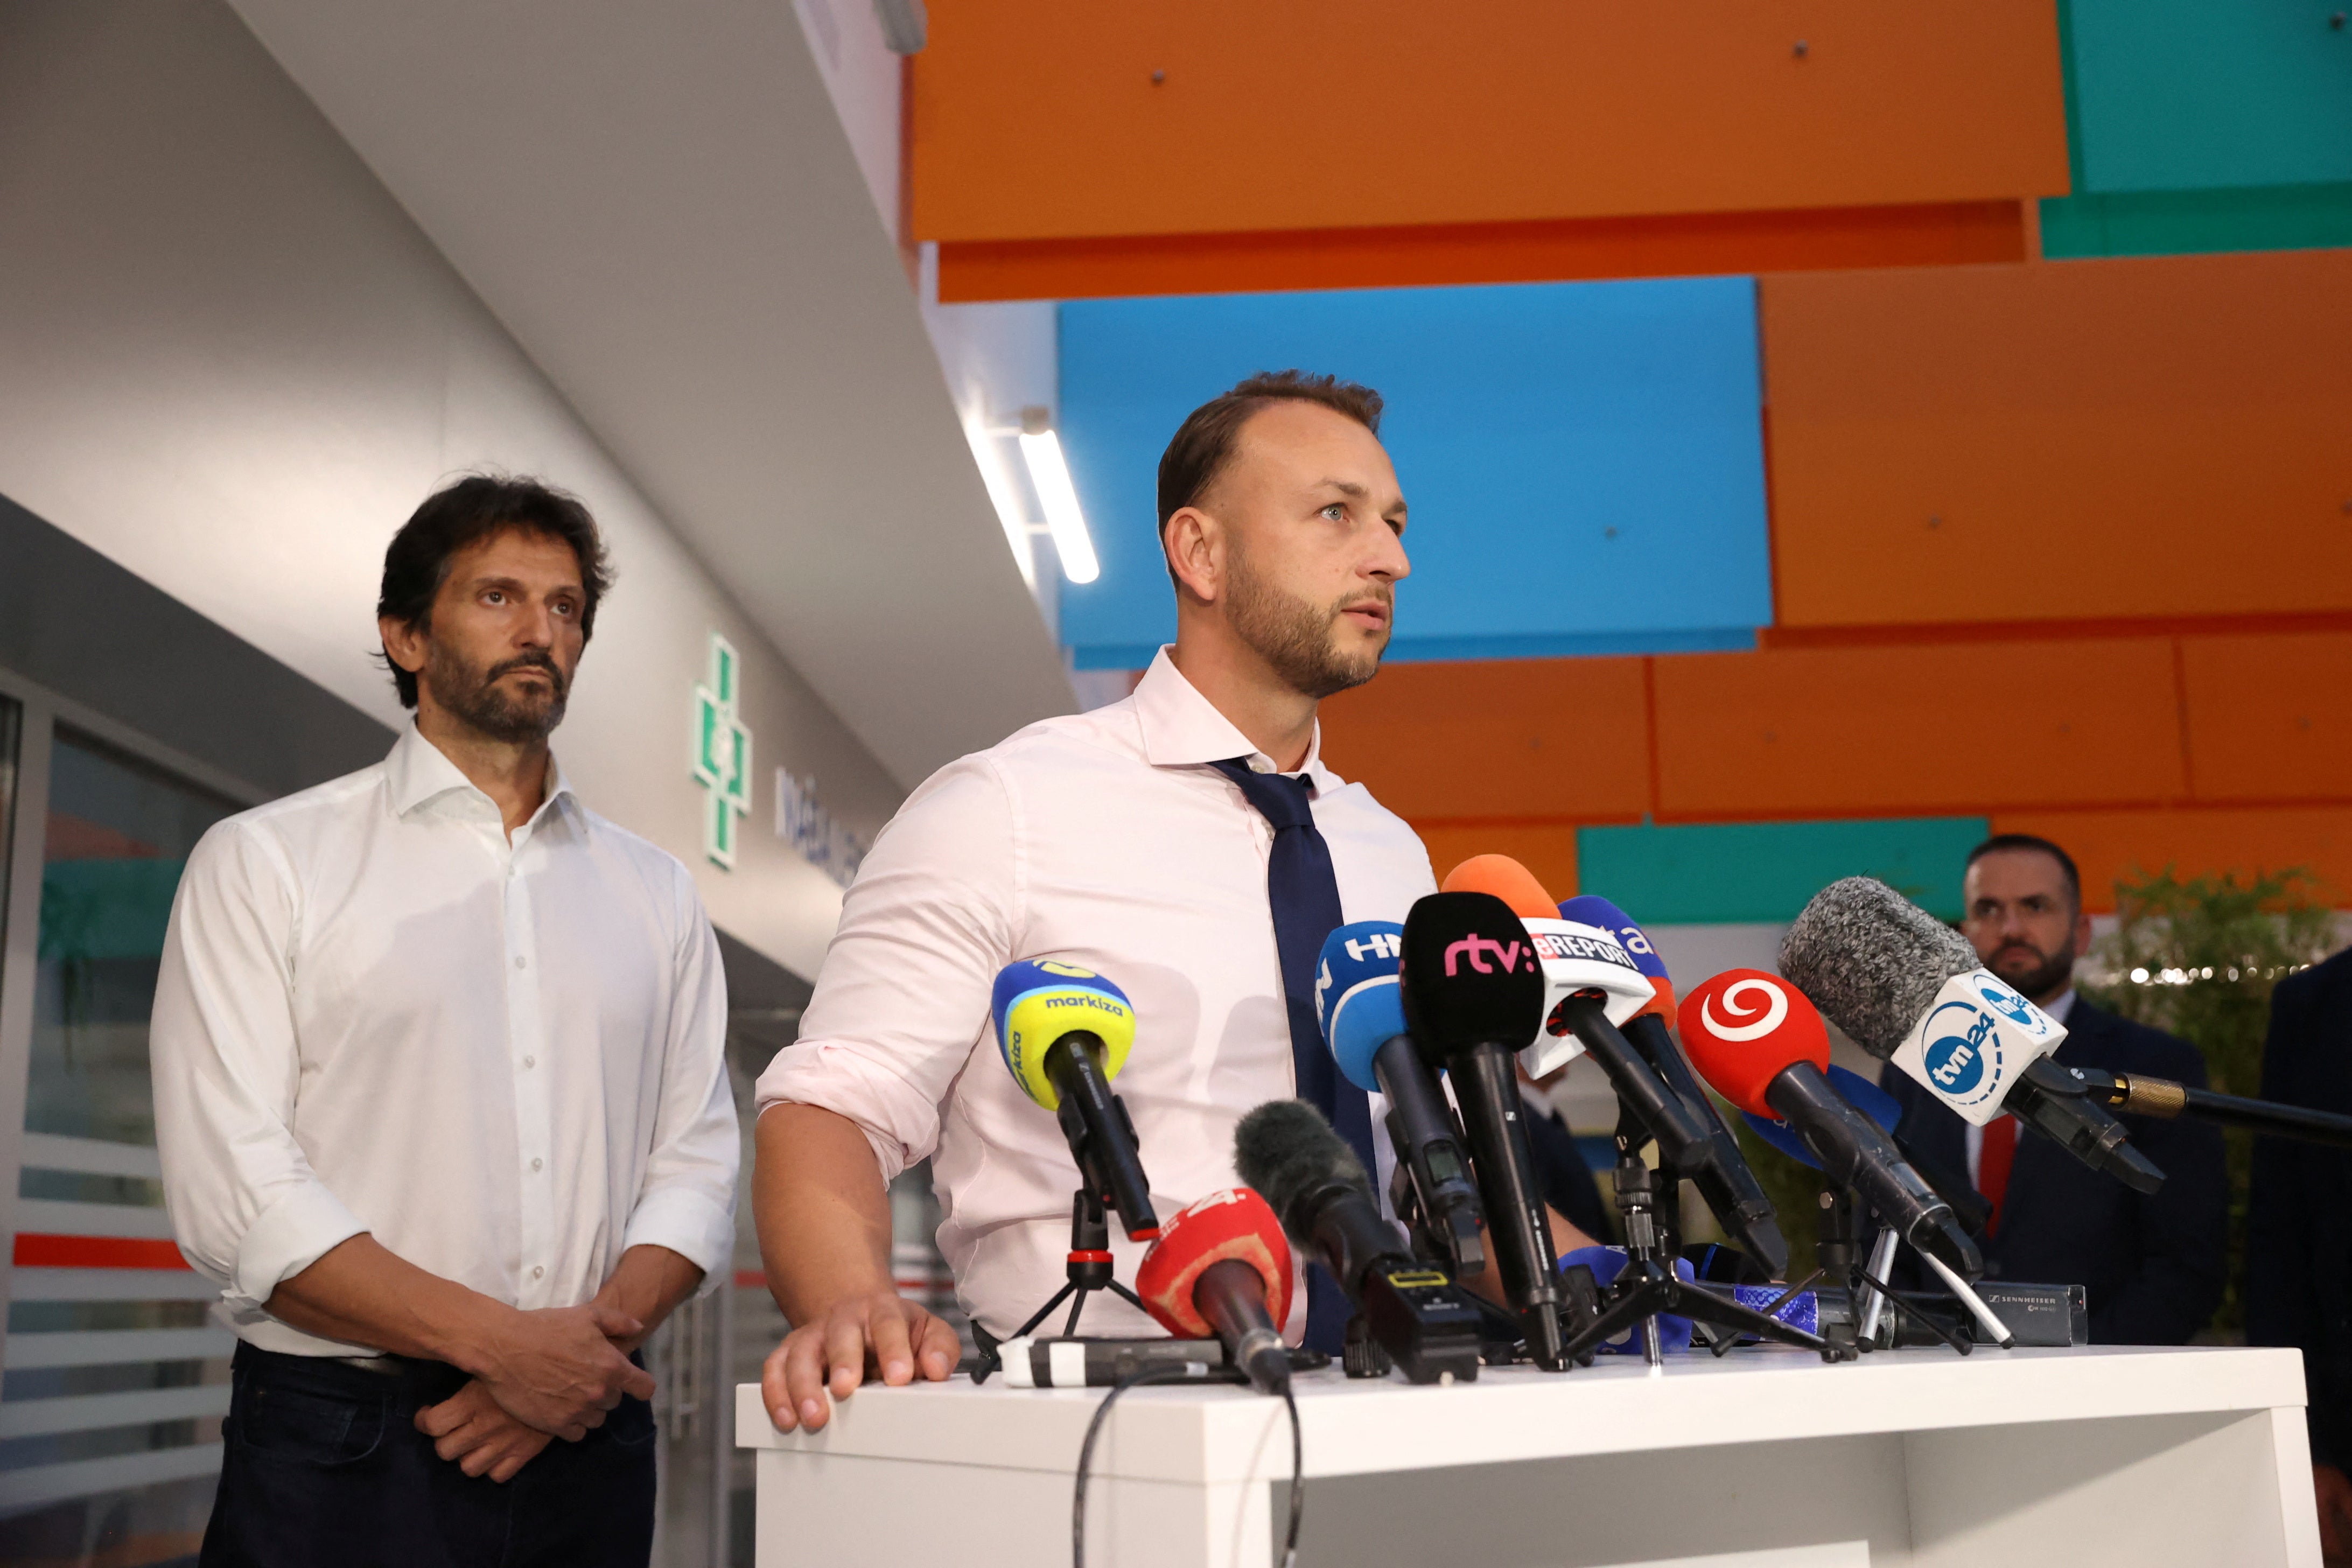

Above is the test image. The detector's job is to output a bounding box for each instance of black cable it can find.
[1276,1381,1304,1568]
[1072,1363,1306,1568]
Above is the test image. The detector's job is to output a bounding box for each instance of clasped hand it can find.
[416,1303,653,1482]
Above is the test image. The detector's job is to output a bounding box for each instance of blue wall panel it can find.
[1055,277,1774,670]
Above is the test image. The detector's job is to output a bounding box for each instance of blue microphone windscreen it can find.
[1315,922,1406,1095]
[1741,1063,1903,1170]
[1557,895,1670,984]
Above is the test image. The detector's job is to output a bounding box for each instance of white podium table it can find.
[737,1345,2319,1568]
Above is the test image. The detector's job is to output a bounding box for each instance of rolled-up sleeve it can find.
[755,755,1019,1181]
[151,821,366,1314]
[620,880,741,1295]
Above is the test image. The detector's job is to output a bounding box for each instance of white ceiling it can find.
[225,0,1075,789]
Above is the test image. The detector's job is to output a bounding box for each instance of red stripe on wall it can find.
[936,201,2027,303]
[13,1234,192,1270]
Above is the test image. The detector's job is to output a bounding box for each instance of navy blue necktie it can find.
[1211,758,1378,1355]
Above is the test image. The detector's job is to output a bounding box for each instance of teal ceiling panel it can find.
[2066,0,2352,193]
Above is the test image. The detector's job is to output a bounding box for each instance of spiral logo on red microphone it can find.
[1674,967,1832,1118]
[1696,975,1790,1042]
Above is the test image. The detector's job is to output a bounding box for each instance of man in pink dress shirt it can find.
[752,372,1576,1433]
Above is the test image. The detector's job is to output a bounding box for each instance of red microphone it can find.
[1134,1188,1295,1393]
[1675,969,1830,1118]
[1678,970,1979,1276]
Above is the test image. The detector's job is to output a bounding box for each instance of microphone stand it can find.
[1822,1185,2001,1356]
[2080,1071,2352,1149]
[970,1185,1151,1383]
[1559,1094,1838,1366]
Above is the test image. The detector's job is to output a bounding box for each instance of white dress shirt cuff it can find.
[620,1187,736,1297]
[229,1184,369,1313]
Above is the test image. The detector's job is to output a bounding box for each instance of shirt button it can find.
[522,1055,535,1069]
[515,956,527,970]
[530,1158,543,1172]
[531,1265,544,1280]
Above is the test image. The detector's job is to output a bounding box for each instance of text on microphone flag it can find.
[1886,967,2068,1126]
[990,959,1137,1110]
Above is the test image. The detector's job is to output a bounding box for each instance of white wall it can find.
[793,0,907,246]
[785,0,1076,636]
[0,0,898,980]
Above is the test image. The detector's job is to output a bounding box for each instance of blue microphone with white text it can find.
[1314,921,1485,1279]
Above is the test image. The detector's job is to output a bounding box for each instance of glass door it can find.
[1,716,240,1567]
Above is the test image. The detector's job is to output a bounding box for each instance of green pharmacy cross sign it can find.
[691,634,752,869]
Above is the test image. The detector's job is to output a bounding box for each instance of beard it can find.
[1984,936,2076,1001]
[1224,547,1391,701]
[423,641,570,744]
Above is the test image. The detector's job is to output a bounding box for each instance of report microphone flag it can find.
[1779,878,2164,1194]
[1439,859,1712,1162]
[991,959,1159,1240]
[1134,1188,1295,1395]
[1440,856,1654,1079]
[1678,969,1981,1278]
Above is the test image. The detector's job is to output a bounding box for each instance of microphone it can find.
[1440,857,1656,1080]
[1314,922,1485,1278]
[1779,878,2164,1194]
[1438,860,1713,1166]
[1740,1063,1995,1238]
[1234,1100,1483,1384]
[1135,1188,1296,1394]
[1678,969,1982,1278]
[1556,893,1788,1278]
[1397,890,1571,1370]
[991,960,1160,1240]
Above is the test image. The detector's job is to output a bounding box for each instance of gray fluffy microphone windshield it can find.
[1234,1099,1366,1236]
[1778,876,1981,1059]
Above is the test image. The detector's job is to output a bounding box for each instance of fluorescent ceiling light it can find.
[1017,409,1100,585]
[963,408,1035,589]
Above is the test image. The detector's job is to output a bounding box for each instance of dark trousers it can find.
[201,1342,656,1568]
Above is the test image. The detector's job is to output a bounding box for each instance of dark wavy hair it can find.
[375,475,614,708]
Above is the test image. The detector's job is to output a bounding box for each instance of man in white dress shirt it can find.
[152,477,739,1566]
[754,372,1594,1432]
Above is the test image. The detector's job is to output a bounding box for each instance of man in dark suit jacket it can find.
[2246,947,2352,1556]
[1880,835,2227,1344]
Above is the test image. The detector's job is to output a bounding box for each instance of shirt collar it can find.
[385,722,578,827]
[2043,988,2077,1025]
[1130,646,1336,790]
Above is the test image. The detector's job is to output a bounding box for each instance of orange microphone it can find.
[1440,853,1558,918]
[1134,1188,1294,1393]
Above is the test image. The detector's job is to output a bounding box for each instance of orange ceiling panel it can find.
[1764,249,2352,629]
[1318,657,1650,824]
[1652,640,2186,818]
[1416,823,1583,906]
[2182,633,2352,804]
[912,2,2069,244]
[1990,807,2352,912]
